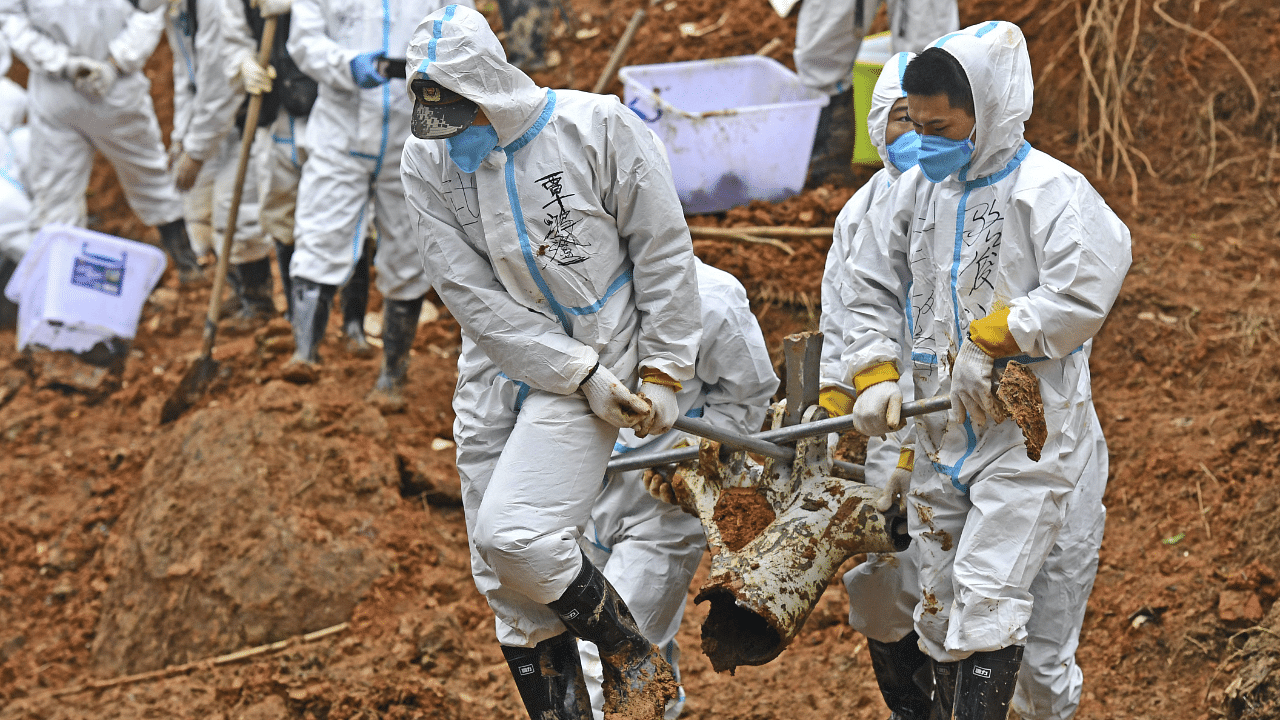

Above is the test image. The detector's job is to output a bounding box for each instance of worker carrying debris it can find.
[400,5,701,719]
[835,21,1131,720]
[823,51,1120,720]
[796,0,958,186]
[0,0,206,283]
[583,259,778,720]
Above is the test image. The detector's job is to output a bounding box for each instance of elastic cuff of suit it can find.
[852,362,900,393]
[819,386,855,417]
[577,361,600,390]
[968,306,1022,358]
[897,447,915,471]
[640,367,682,391]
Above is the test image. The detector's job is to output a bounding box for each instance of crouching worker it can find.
[400,6,701,719]
[838,22,1131,720]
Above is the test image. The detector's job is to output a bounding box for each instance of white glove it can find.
[852,380,902,437]
[65,57,118,102]
[235,56,276,95]
[252,0,292,16]
[949,340,1006,427]
[875,449,914,514]
[581,365,650,430]
[633,382,678,438]
[167,140,184,170]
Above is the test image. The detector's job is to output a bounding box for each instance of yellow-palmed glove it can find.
[818,386,855,417]
[851,362,902,437]
[874,446,915,514]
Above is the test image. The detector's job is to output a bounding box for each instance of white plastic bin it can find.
[3,224,167,353]
[620,56,829,214]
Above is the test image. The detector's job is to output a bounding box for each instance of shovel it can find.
[161,18,278,425]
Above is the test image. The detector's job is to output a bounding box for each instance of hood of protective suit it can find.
[926,21,1032,179]
[868,51,914,176]
[405,4,547,148]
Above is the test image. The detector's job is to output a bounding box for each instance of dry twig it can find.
[1151,0,1260,125]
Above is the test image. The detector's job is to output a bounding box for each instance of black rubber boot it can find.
[806,88,857,188]
[547,554,678,720]
[0,256,17,330]
[157,219,206,285]
[275,240,294,322]
[366,296,422,412]
[867,632,932,720]
[340,244,372,356]
[952,645,1023,720]
[930,659,958,720]
[228,257,277,329]
[501,632,593,720]
[282,277,335,384]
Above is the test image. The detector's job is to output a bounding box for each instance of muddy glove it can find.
[634,381,678,438]
[949,340,1006,427]
[644,465,678,505]
[65,57,118,102]
[852,380,902,438]
[580,363,650,430]
[251,0,291,16]
[234,56,276,95]
[875,447,915,514]
[350,51,388,89]
[173,152,203,192]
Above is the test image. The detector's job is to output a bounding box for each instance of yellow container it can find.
[853,32,895,165]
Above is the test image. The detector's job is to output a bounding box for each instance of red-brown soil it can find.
[4,0,1280,718]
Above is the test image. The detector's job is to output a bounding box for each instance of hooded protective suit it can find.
[0,1,183,230]
[795,0,958,96]
[820,52,922,646]
[839,16,1130,696]
[827,47,1118,719]
[577,261,777,720]
[164,0,269,265]
[402,4,700,648]
[286,0,453,299]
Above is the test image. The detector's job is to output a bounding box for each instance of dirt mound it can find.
[4,0,1280,718]
[92,387,397,675]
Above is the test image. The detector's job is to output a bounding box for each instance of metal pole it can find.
[606,395,951,474]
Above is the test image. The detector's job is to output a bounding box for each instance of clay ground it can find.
[4,0,1280,718]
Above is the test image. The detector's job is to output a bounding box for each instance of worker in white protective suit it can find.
[218,0,376,343]
[162,0,281,326]
[401,6,700,718]
[823,51,1117,720]
[0,0,206,283]
[795,0,957,187]
[283,0,456,401]
[838,22,1130,719]
[581,260,779,720]
[0,34,28,329]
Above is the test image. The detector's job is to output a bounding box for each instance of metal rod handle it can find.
[606,395,952,474]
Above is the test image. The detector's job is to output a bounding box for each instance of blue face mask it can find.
[885,131,920,173]
[446,124,499,174]
[917,130,975,182]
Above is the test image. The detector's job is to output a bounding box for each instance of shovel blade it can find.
[160,355,220,425]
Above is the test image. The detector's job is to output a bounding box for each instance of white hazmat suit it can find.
[164,0,270,266]
[578,260,778,720]
[401,4,701,649]
[0,1,183,231]
[795,0,959,96]
[286,0,447,300]
[826,49,1118,720]
[839,24,1130,717]
[0,35,29,265]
